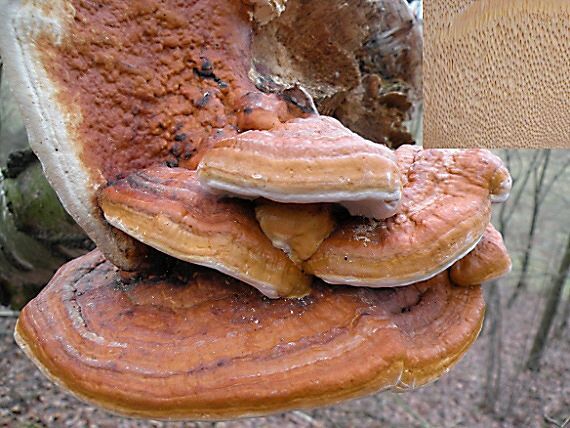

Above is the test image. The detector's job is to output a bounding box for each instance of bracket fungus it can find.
[16,250,485,420]
[99,166,310,298]
[451,224,512,287]
[254,200,337,265]
[197,116,402,219]
[1,0,512,421]
[305,146,511,287]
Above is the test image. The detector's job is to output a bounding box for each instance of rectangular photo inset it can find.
[424,0,570,148]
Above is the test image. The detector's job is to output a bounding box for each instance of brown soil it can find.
[1,289,568,428]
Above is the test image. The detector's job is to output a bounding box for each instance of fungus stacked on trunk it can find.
[2,0,512,421]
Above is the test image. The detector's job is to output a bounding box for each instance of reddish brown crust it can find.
[16,250,485,420]
[39,0,262,181]
[451,223,512,286]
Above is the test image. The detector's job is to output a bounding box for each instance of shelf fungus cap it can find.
[98,166,310,298]
[306,147,512,287]
[15,250,485,420]
[197,115,402,219]
[451,224,512,287]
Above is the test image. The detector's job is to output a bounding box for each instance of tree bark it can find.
[526,233,570,371]
[482,282,503,413]
[554,284,570,338]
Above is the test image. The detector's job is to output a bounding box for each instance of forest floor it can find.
[0,288,568,428]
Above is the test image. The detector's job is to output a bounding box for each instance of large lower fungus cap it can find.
[197,115,402,219]
[98,166,310,298]
[306,146,512,287]
[15,250,485,420]
[451,223,512,287]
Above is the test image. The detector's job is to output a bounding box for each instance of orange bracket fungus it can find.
[16,250,485,420]
[197,116,403,219]
[451,223,512,287]
[1,0,513,421]
[99,166,310,298]
[305,146,511,287]
[254,201,337,265]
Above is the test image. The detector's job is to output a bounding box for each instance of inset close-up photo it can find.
[0,1,569,427]
[424,0,570,148]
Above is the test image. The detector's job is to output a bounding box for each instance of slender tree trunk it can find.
[526,233,570,371]
[482,282,503,412]
[554,285,570,338]
[509,151,551,307]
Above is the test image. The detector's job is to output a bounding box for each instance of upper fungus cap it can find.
[15,249,485,420]
[197,115,403,219]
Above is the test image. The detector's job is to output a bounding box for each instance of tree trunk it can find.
[482,282,503,412]
[526,233,570,371]
[508,150,551,307]
[0,151,93,309]
[554,284,570,338]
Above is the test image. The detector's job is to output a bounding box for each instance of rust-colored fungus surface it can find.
[16,250,485,420]
[451,223,511,287]
[99,166,310,298]
[306,147,511,287]
[41,0,260,179]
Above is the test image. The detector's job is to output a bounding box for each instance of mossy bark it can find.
[0,151,93,309]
